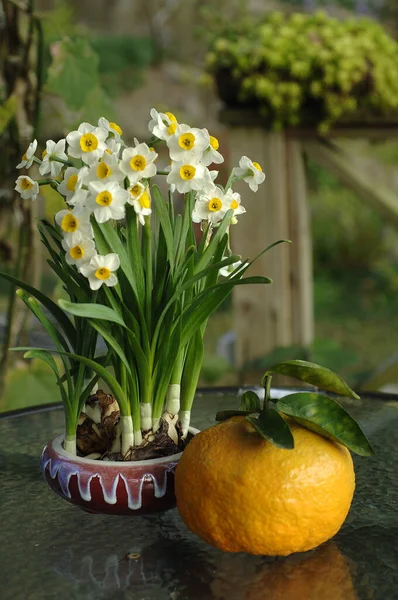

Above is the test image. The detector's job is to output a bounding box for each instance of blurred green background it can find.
[1,0,398,412]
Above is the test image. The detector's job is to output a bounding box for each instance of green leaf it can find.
[266,360,360,399]
[125,206,145,303]
[180,329,204,412]
[216,409,257,422]
[45,38,100,110]
[276,392,375,456]
[247,409,294,449]
[87,320,134,380]
[240,390,262,411]
[151,185,175,269]
[0,271,76,349]
[59,299,126,327]
[12,346,130,415]
[181,276,271,346]
[194,210,234,274]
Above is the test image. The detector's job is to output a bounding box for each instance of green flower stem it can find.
[38,179,56,186]
[262,373,273,407]
[224,170,251,192]
[143,216,152,336]
[50,155,73,166]
[156,170,169,176]
[32,156,42,165]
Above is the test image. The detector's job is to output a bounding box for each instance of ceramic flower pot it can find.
[41,429,199,516]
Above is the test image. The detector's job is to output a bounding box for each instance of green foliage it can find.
[206,11,398,131]
[39,3,153,125]
[264,359,359,398]
[44,37,113,122]
[90,36,153,95]
[247,408,294,449]
[217,360,373,455]
[276,392,374,456]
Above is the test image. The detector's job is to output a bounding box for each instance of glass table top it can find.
[0,389,397,600]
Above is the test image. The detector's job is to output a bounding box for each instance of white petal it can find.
[103,253,120,271]
[105,273,118,287]
[88,276,104,290]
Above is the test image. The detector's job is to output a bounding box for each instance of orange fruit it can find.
[175,416,355,555]
[210,543,357,600]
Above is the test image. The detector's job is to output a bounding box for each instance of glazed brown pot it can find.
[41,429,199,516]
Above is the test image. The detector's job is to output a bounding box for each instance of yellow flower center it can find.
[208,198,223,212]
[180,165,196,181]
[252,161,262,172]
[130,184,142,198]
[70,245,84,260]
[130,155,147,171]
[165,112,177,123]
[42,150,48,160]
[22,153,28,161]
[109,122,122,136]
[95,267,111,280]
[178,133,195,150]
[230,199,239,210]
[61,213,78,233]
[149,147,155,152]
[21,178,33,190]
[96,191,113,206]
[96,162,112,179]
[105,149,112,154]
[67,174,78,192]
[80,133,98,152]
[140,191,151,209]
[167,123,177,135]
[209,136,219,150]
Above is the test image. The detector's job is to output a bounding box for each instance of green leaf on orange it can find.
[276,392,375,456]
[216,410,255,422]
[239,390,262,412]
[265,360,360,399]
[247,408,294,449]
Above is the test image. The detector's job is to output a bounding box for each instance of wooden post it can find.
[227,127,314,369]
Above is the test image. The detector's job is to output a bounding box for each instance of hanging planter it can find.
[206,12,398,133]
[2,109,277,515]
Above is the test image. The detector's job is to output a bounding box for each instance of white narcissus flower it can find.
[167,124,209,162]
[234,156,266,192]
[127,181,145,205]
[80,253,120,290]
[39,139,67,177]
[14,176,39,200]
[219,259,246,278]
[57,166,88,202]
[16,139,38,169]
[130,187,152,225]
[66,122,107,164]
[148,108,178,140]
[201,133,224,167]
[192,185,229,225]
[55,206,93,247]
[61,237,97,267]
[87,181,128,223]
[85,153,124,185]
[167,161,213,194]
[98,117,123,142]
[224,189,246,220]
[119,143,158,184]
[105,138,122,157]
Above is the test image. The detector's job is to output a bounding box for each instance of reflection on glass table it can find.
[0,389,397,600]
